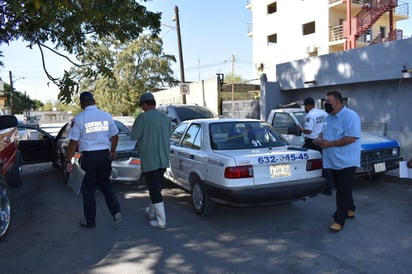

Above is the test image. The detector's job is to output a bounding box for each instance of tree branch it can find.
[38,43,83,67]
[37,43,59,85]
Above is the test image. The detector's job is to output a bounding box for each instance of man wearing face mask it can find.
[314,90,361,232]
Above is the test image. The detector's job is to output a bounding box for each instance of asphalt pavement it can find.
[1,163,412,274]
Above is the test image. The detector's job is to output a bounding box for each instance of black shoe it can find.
[79,220,95,228]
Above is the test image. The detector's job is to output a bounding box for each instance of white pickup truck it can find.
[267,108,402,177]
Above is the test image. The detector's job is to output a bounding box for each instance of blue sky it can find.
[0,0,253,102]
[0,0,411,102]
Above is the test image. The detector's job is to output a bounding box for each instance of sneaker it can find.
[79,220,95,228]
[114,212,122,224]
[347,210,355,219]
[329,222,342,232]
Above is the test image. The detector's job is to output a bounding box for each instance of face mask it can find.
[324,102,334,113]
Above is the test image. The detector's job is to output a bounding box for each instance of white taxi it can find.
[164,118,326,216]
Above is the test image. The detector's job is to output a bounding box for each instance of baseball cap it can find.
[80,91,95,103]
[139,92,155,105]
[303,97,315,106]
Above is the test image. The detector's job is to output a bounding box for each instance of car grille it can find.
[361,148,395,161]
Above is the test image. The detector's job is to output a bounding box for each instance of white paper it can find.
[399,161,412,179]
[67,161,85,196]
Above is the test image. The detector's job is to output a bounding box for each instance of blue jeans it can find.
[80,150,120,225]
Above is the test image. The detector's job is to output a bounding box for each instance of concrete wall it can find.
[221,100,260,119]
[260,38,412,161]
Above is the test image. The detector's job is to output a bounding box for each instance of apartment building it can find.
[247,0,409,80]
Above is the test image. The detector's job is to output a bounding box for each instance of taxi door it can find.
[173,123,204,189]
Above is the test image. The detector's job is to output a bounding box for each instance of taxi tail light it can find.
[224,165,254,179]
[306,159,322,171]
[130,159,141,165]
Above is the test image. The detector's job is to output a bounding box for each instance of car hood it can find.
[361,132,400,150]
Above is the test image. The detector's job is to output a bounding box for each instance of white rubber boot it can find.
[145,204,156,221]
[149,202,167,229]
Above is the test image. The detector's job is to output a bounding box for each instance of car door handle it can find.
[189,154,194,159]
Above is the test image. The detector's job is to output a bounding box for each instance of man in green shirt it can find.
[131,92,171,229]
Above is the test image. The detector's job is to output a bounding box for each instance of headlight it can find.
[392,148,399,157]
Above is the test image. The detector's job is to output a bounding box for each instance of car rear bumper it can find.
[110,157,141,183]
[203,177,326,207]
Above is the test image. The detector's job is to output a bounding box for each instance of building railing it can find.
[329,25,344,41]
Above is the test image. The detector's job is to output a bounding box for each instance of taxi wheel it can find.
[0,177,12,240]
[191,180,214,216]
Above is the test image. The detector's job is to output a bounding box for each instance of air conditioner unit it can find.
[306,45,317,54]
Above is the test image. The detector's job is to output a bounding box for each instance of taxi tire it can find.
[191,180,214,216]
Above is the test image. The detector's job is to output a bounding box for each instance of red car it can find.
[0,115,22,239]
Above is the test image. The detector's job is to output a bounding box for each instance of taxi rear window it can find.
[209,121,286,150]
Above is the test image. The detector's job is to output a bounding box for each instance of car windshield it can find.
[175,106,214,121]
[209,121,287,150]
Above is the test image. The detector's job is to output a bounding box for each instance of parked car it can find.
[17,124,56,166]
[0,115,21,239]
[53,120,142,183]
[157,104,215,129]
[164,118,326,216]
[267,108,402,177]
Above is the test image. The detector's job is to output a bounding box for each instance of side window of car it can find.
[182,124,202,150]
[60,124,71,138]
[272,113,295,134]
[171,123,188,145]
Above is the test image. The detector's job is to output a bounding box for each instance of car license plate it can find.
[270,164,291,178]
[374,162,386,173]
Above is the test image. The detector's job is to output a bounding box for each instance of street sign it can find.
[180,83,190,95]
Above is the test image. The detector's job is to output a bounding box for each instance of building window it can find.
[267,2,277,14]
[380,26,386,39]
[303,21,315,35]
[362,28,372,42]
[267,33,277,45]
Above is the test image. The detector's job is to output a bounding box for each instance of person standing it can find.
[66,91,122,228]
[131,92,171,229]
[300,97,326,153]
[314,90,361,232]
[300,97,333,195]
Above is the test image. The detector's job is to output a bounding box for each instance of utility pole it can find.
[231,54,235,117]
[174,5,186,104]
[9,71,14,115]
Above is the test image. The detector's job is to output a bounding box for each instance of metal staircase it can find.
[345,0,398,49]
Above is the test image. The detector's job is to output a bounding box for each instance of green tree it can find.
[224,73,247,84]
[0,0,161,103]
[69,35,176,115]
[0,82,43,114]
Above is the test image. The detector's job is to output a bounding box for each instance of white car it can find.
[164,118,326,216]
[267,108,402,177]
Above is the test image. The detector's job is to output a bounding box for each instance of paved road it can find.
[1,163,412,274]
